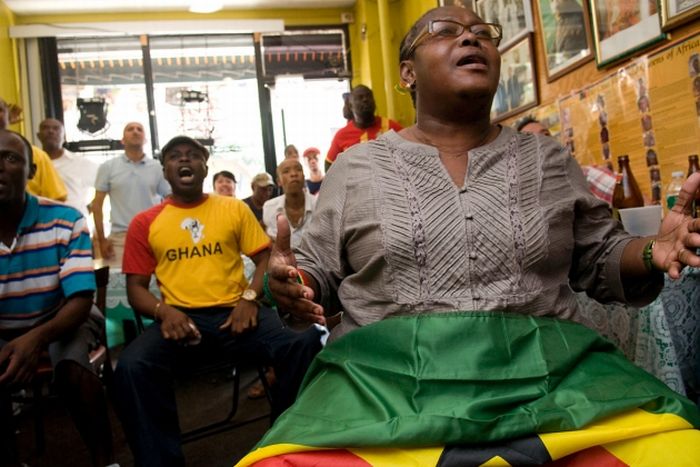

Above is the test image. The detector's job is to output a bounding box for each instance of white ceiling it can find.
[5,0,356,15]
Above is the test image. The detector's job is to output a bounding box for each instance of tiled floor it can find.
[10,361,271,467]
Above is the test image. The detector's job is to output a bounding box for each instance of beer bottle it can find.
[613,155,644,209]
[688,155,700,217]
[688,154,700,176]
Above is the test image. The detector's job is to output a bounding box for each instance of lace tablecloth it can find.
[104,268,159,347]
[576,267,699,400]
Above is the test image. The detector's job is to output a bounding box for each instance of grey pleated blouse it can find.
[295,126,659,340]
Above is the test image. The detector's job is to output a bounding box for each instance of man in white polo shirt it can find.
[92,122,170,268]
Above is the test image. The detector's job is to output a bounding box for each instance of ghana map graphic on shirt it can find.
[180,217,204,244]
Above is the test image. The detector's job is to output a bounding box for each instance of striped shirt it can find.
[0,194,95,329]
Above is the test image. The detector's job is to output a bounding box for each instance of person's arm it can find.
[219,248,270,334]
[261,199,277,241]
[156,171,171,198]
[0,293,92,385]
[92,190,114,260]
[620,173,700,282]
[268,216,325,324]
[126,274,199,342]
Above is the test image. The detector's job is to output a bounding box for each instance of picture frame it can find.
[491,35,538,122]
[536,0,593,81]
[589,0,666,68]
[475,0,534,51]
[438,0,475,7]
[660,0,700,31]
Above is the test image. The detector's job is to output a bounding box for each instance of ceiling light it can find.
[189,1,223,14]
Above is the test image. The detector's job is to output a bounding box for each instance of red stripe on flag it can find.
[549,446,628,467]
[252,449,372,467]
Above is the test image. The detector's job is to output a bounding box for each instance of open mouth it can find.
[178,166,195,183]
[457,54,487,67]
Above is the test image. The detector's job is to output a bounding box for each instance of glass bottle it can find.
[666,171,685,210]
[650,168,662,205]
[613,155,644,210]
[688,155,700,217]
[688,154,700,176]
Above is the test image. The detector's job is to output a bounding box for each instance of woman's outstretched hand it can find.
[268,215,326,325]
[653,172,700,278]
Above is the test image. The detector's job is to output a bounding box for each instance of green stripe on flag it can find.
[255,312,699,450]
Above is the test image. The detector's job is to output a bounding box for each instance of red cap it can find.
[303,147,320,158]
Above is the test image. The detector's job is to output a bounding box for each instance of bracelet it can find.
[263,271,305,308]
[262,273,277,308]
[153,301,162,321]
[642,239,656,272]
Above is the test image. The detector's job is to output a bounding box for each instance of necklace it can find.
[409,125,496,157]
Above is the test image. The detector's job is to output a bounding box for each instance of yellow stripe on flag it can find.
[539,409,694,460]
[603,429,700,466]
[350,446,443,467]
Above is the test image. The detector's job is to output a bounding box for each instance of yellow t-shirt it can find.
[27,146,68,201]
[123,194,270,308]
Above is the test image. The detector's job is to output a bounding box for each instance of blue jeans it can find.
[113,306,322,467]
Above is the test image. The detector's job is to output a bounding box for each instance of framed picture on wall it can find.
[438,0,475,7]
[475,0,534,50]
[536,0,593,81]
[589,0,666,67]
[660,0,700,30]
[491,35,538,122]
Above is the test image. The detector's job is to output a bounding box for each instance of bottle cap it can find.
[672,171,684,177]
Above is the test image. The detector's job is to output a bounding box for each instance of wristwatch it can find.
[241,288,259,302]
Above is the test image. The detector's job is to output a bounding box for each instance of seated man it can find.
[0,129,113,467]
[262,158,316,248]
[242,172,275,225]
[114,136,323,466]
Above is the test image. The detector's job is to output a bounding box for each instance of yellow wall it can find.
[350,0,435,127]
[0,0,19,117]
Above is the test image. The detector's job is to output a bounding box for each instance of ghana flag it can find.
[237,312,700,466]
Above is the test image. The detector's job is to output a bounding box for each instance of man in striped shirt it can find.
[0,129,114,466]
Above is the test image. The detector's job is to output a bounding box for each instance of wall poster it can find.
[558,32,700,203]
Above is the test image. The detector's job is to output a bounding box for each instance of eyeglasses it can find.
[406,20,502,57]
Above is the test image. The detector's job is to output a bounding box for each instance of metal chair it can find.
[7,265,112,454]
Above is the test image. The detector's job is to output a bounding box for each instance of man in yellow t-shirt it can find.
[115,136,323,466]
[0,98,67,201]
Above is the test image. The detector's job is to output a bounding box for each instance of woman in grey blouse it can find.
[267,5,700,341]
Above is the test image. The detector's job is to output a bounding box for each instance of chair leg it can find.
[0,389,19,464]
[180,364,271,445]
[32,379,46,455]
